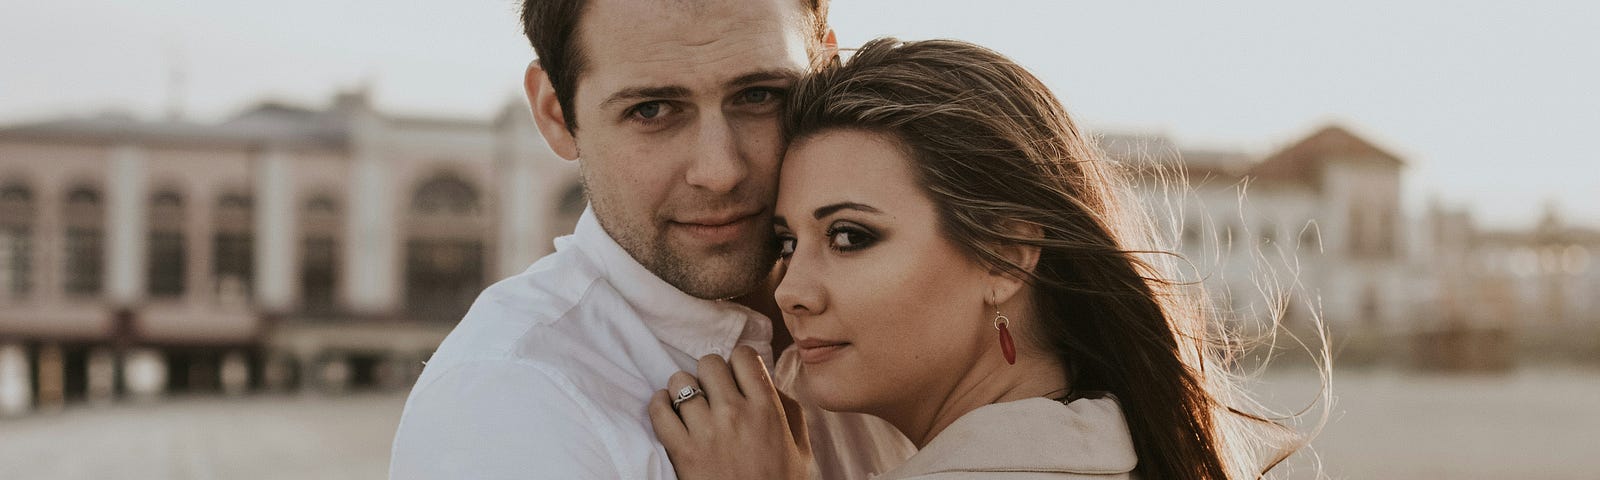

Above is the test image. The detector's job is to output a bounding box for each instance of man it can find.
[387,0,913,478]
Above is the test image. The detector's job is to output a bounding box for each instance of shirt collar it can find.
[564,207,772,359]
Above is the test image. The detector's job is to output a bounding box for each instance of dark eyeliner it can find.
[825,221,877,252]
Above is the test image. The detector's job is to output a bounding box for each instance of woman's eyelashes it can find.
[775,220,881,260]
[825,222,877,252]
[776,234,797,258]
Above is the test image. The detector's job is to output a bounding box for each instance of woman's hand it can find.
[648,346,812,480]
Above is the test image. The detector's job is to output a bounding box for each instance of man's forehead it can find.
[577,0,811,92]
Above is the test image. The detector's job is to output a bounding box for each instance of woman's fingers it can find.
[648,388,688,447]
[778,390,810,456]
[695,354,743,409]
[666,371,710,432]
[729,346,777,405]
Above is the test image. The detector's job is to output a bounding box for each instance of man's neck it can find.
[732,267,792,355]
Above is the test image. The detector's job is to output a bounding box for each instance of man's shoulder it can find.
[425,248,603,364]
[415,246,660,398]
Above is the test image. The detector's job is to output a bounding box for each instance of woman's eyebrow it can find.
[813,202,881,219]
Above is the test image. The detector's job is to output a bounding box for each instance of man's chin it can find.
[658,240,776,300]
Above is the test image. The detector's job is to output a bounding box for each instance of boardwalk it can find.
[1,368,1597,479]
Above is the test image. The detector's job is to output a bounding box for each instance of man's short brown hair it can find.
[520,0,830,132]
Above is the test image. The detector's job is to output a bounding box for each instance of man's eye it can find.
[742,89,774,104]
[633,102,664,119]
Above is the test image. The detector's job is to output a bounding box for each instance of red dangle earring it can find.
[993,309,1016,365]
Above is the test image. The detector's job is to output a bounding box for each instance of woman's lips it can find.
[795,339,850,364]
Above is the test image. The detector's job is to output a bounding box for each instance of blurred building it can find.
[1,91,1594,414]
[1107,125,1597,368]
[1109,125,1421,334]
[1422,201,1599,366]
[0,89,577,415]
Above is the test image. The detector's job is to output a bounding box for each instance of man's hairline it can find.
[555,0,824,130]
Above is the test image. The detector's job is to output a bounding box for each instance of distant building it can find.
[1427,202,1599,330]
[0,89,578,414]
[1,90,1592,413]
[1107,125,1422,337]
[1106,125,1597,369]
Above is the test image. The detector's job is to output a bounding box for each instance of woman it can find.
[647,38,1307,480]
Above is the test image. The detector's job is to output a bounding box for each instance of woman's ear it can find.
[524,61,580,161]
[986,221,1043,306]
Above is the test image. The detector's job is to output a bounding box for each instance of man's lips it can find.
[674,209,763,227]
[794,338,850,364]
[669,210,764,244]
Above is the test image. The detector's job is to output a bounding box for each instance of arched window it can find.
[148,188,187,298]
[63,185,105,296]
[0,180,35,299]
[213,191,254,304]
[405,173,487,322]
[411,175,481,216]
[300,193,341,316]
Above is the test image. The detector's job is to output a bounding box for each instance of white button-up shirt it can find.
[389,208,912,479]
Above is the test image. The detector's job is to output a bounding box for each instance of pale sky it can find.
[1,0,1594,228]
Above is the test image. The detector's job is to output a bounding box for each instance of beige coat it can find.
[874,396,1138,480]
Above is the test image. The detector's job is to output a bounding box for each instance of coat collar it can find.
[880,396,1138,478]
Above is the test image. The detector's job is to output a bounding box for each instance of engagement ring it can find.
[670,386,703,411]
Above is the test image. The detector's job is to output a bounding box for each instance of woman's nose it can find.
[773,249,825,317]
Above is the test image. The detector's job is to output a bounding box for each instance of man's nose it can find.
[684,114,748,194]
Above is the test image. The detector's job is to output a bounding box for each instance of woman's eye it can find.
[827,226,875,252]
[777,236,796,257]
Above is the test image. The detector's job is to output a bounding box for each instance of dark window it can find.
[152,190,183,209]
[305,195,339,215]
[213,233,253,301]
[148,232,186,297]
[63,186,105,297]
[66,188,99,205]
[411,175,480,216]
[405,239,484,322]
[0,183,32,203]
[300,235,338,315]
[1,182,35,299]
[1299,225,1322,253]
[63,227,103,296]
[0,227,31,298]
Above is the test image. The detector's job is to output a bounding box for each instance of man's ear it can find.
[524,61,580,161]
[986,221,1043,306]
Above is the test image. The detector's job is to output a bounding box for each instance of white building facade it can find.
[0,90,579,414]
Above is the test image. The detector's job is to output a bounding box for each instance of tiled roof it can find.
[1249,125,1403,186]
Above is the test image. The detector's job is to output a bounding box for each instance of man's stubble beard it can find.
[581,168,779,300]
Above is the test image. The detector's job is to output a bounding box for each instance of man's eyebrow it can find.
[600,85,692,109]
[727,69,801,88]
[814,202,881,220]
[773,216,788,228]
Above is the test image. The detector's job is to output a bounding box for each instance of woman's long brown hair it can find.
[784,38,1320,479]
